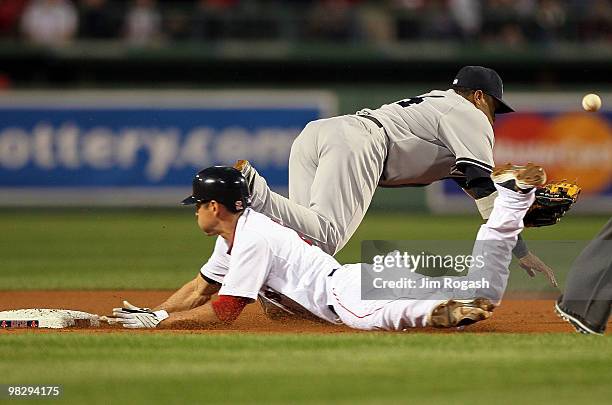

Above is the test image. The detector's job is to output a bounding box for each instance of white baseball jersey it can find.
[200,208,341,323]
[358,89,495,186]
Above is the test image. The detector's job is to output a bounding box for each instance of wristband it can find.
[153,310,169,322]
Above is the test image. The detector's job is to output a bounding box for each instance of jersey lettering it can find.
[397,95,444,108]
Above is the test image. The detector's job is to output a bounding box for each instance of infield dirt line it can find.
[1,290,606,334]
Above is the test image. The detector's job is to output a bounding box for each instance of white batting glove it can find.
[112,300,169,329]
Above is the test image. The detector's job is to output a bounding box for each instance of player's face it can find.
[195,201,219,235]
[484,95,499,124]
[472,91,497,126]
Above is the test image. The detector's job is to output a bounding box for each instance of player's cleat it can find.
[428,298,494,328]
[554,297,604,336]
[491,163,547,193]
[234,159,249,172]
[234,159,255,193]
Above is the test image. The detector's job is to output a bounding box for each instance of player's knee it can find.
[321,224,343,255]
[291,123,320,159]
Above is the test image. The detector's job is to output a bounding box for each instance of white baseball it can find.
[582,93,602,112]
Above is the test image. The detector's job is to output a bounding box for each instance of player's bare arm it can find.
[157,295,253,329]
[108,272,221,329]
[156,300,221,328]
[111,291,252,329]
[153,274,220,313]
[110,275,251,329]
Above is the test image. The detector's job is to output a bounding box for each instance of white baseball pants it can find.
[326,185,536,330]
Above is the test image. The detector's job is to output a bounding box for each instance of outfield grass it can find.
[1,333,610,404]
[1,210,609,290]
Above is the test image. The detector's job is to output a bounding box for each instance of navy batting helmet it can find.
[181,166,251,212]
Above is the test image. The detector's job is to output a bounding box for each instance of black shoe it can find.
[554,297,604,335]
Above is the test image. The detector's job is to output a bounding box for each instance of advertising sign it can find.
[0,91,336,205]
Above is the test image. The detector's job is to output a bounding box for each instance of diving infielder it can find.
[236,65,556,285]
[110,164,546,330]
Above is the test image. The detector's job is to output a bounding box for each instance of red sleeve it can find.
[211,295,251,323]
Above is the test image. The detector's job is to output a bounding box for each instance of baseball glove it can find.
[523,181,581,227]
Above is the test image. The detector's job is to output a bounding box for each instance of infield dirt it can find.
[1,290,609,334]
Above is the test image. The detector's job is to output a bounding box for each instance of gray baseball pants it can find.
[241,115,387,255]
[560,218,612,333]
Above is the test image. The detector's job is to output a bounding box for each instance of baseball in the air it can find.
[582,93,602,112]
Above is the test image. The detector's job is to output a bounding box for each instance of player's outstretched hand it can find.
[111,300,169,328]
[518,252,558,288]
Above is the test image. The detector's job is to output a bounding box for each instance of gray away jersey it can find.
[358,89,495,187]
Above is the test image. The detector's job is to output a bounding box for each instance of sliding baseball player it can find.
[109,163,576,330]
